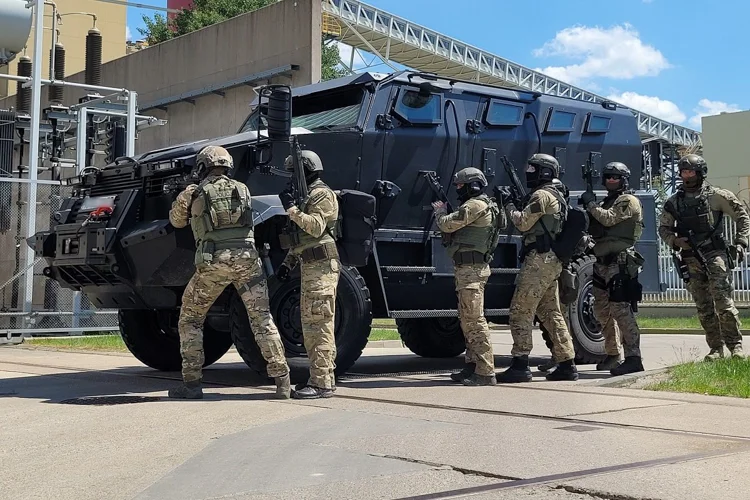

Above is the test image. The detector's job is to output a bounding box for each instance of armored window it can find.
[584,114,611,133]
[392,89,443,125]
[484,99,524,127]
[545,109,577,133]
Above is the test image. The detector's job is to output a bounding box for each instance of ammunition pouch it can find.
[279,226,300,250]
[558,267,579,305]
[442,232,453,247]
[608,272,642,304]
[300,242,338,263]
[453,250,491,265]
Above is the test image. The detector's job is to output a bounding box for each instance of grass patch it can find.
[637,315,750,330]
[645,358,750,398]
[369,328,400,341]
[25,335,128,352]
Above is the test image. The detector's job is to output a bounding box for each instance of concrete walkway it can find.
[1,332,746,500]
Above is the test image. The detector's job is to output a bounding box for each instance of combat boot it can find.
[296,379,336,392]
[704,347,725,362]
[461,373,497,386]
[496,356,533,383]
[729,345,745,359]
[610,356,644,376]
[596,354,622,371]
[275,373,291,399]
[451,362,476,382]
[168,380,203,399]
[292,385,335,399]
[545,360,579,381]
[537,358,557,372]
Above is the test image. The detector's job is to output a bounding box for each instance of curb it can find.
[583,367,670,388]
[365,340,405,349]
[639,328,750,335]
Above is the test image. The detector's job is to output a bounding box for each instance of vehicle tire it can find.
[118,309,233,371]
[563,255,607,364]
[396,317,467,358]
[229,264,373,378]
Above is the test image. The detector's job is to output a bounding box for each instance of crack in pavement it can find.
[556,484,663,500]
[563,402,685,418]
[366,452,522,481]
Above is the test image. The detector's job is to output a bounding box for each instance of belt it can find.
[301,242,338,262]
[453,251,488,265]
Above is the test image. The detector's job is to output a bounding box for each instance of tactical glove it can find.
[276,263,291,282]
[279,190,295,210]
[673,237,691,251]
[578,191,597,207]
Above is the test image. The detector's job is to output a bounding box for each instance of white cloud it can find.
[607,91,686,124]
[126,26,132,41]
[532,23,671,85]
[688,98,743,128]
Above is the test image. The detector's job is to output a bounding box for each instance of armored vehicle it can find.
[30,71,662,376]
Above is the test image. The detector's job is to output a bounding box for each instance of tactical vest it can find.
[589,191,643,257]
[668,187,724,245]
[523,185,565,248]
[280,179,341,252]
[189,175,254,264]
[444,194,501,262]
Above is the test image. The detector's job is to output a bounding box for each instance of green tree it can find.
[137,0,347,81]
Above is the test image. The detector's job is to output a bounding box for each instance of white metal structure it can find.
[322,0,702,148]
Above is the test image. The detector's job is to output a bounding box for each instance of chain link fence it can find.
[0,178,117,341]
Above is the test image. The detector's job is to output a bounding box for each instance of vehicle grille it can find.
[90,171,143,196]
[57,265,121,287]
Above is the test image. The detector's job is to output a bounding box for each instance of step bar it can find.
[382,266,520,274]
[388,309,510,319]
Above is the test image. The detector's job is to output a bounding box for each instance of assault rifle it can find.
[288,135,309,207]
[578,156,598,205]
[677,227,709,270]
[671,250,691,283]
[163,171,200,199]
[499,155,527,205]
[419,170,452,213]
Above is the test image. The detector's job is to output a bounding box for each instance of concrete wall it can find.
[703,109,750,203]
[0,0,127,98]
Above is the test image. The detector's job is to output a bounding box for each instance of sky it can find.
[125,0,748,132]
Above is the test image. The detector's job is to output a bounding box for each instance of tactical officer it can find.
[168,145,291,399]
[432,167,503,386]
[496,153,578,383]
[277,149,341,399]
[659,154,750,361]
[579,161,645,375]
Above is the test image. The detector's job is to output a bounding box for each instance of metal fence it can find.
[0,178,117,340]
[1,177,749,340]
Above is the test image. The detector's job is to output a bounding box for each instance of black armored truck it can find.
[30,70,662,376]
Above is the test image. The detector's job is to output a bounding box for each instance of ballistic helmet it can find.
[284,149,324,174]
[677,154,708,177]
[602,161,630,191]
[195,145,233,177]
[453,167,488,187]
[526,153,560,188]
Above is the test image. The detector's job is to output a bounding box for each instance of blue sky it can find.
[126,0,747,132]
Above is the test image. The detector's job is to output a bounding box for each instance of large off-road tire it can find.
[229,264,373,378]
[563,255,607,364]
[118,309,234,371]
[396,317,467,358]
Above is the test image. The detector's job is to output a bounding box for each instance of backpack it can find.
[330,189,377,267]
[541,185,591,266]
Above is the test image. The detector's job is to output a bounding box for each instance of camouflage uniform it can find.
[659,155,749,360]
[277,149,340,399]
[581,161,646,376]
[496,154,577,383]
[433,167,503,386]
[168,145,290,399]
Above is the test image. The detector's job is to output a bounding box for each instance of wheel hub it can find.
[577,283,603,342]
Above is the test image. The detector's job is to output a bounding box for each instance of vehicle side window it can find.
[392,88,443,125]
[484,99,525,127]
[584,114,611,133]
[545,109,577,133]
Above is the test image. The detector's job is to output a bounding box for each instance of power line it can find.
[93,0,180,14]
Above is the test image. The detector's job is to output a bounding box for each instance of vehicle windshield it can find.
[239,86,365,133]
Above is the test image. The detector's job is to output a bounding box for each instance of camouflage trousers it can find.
[454,262,494,376]
[593,262,641,358]
[684,253,742,350]
[300,257,340,389]
[509,250,575,361]
[178,248,289,383]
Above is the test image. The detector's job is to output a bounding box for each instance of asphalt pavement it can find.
[1,331,747,500]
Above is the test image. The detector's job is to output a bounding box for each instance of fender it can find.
[251,195,288,226]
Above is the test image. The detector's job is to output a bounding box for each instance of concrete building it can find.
[0,0,127,98]
[702,109,750,203]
